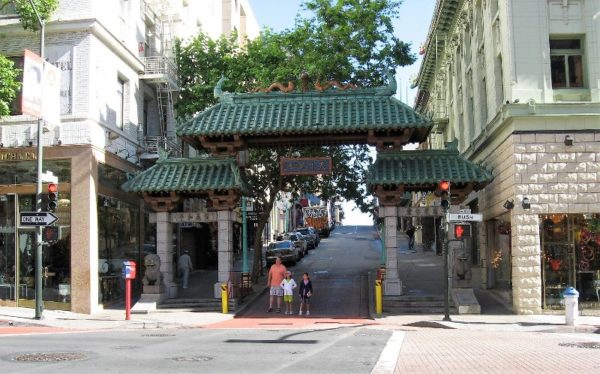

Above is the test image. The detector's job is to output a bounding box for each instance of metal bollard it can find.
[221,283,228,314]
[375,279,383,315]
[563,287,579,326]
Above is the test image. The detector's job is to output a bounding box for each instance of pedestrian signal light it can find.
[453,224,471,240]
[48,183,58,212]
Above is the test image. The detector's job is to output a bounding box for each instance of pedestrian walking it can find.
[406,224,416,252]
[280,271,297,315]
[177,250,193,289]
[267,257,287,313]
[298,272,313,316]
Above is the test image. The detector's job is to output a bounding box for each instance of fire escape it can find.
[138,0,181,163]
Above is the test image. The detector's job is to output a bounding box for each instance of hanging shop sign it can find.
[280,157,332,176]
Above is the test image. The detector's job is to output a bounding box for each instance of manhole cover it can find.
[172,356,213,362]
[111,346,140,350]
[13,352,87,362]
[142,334,175,337]
[559,342,600,349]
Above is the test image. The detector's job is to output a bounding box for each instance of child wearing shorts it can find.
[280,271,297,315]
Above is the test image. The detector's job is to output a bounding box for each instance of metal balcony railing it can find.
[140,56,178,86]
[140,136,181,158]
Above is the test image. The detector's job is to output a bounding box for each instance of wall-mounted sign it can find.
[280,157,332,176]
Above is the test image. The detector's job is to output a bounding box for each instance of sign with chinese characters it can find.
[280,157,332,176]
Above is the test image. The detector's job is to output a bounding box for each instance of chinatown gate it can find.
[122,73,492,305]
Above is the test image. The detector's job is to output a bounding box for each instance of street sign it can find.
[20,212,59,226]
[447,213,483,222]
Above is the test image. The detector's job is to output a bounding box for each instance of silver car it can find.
[266,240,300,266]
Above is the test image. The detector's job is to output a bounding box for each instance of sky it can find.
[247,0,437,225]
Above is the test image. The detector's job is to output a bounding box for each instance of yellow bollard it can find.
[221,283,228,314]
[375,279,382,315]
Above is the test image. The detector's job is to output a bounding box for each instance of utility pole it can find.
[28,0,45,320]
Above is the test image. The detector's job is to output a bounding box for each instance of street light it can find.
[28,0,46,320]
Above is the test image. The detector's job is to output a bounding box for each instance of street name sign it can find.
[20,212,59,226]
[447,213,483,222]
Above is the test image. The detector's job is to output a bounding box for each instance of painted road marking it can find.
[371,330,406,374]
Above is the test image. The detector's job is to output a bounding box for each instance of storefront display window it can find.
[541,214,600,310]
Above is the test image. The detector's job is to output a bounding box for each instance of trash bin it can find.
[563,286,579,326]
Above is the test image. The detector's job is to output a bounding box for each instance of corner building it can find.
[0,0,257,313]
[414,0,600,314]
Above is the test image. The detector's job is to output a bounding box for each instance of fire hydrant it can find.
[562,286,579,326]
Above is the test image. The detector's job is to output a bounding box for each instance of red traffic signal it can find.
[439,180,450,191]
[48,183,58,212]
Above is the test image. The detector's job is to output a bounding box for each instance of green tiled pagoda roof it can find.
[121,156,249,194]
[368,149,493,191]
[177,86,431,138]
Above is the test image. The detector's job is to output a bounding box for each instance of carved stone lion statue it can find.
[143,254,162,286]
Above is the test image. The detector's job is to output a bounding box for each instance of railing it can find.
[140,0,160,26]
[140,136,181,158]
[140,56,177,84]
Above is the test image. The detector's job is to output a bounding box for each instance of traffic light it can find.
[453,224,471,240]
[439,180,450,210]
[47,183,58,212]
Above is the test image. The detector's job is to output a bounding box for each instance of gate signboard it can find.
[280,157,332,176]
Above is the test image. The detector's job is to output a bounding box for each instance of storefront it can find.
[0,146,146,313]
[0,158,72,310]
[541,214,600,311]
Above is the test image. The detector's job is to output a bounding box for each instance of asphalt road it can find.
[0,325,391,374]
[237,225,383,318]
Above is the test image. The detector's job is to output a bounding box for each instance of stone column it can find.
[383,206,402,295]
[70,147,99,314]
[156,211,177,298]
[512,213,542,314]
[214,210,234,298]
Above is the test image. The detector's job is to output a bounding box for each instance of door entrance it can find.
[0,193,71,310]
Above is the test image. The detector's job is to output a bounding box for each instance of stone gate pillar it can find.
[214,210,234,298]
[156,211,177,298]
[382,206,402,295]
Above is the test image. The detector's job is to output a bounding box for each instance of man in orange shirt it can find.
[267,257,287,313]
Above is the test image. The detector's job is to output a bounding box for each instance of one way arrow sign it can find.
[20,212,59,226]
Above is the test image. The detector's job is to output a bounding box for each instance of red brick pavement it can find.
[396,329,600,373]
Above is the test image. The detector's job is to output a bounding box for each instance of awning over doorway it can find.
[368,148,493,192]
[121,156,249,195]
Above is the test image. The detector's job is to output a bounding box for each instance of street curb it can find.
[233,276,269,317]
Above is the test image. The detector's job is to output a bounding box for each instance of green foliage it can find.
[1,0,58,30]
[175,0,414,280]
[0,55,21,116]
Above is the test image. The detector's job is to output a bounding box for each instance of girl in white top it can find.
[280,271,297,315]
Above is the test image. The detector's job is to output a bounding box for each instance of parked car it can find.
[266,240,300,266]
[283,232,308,257]
[296,227,318,248]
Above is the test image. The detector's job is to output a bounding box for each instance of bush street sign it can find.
[20,212,59,226]
[447,213,483,222]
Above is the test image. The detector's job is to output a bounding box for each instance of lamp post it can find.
[28,0,45,320]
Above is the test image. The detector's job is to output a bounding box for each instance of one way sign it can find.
[20,212,59,226]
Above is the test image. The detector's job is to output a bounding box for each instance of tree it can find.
[0,0,58,116]
[176,0,415,281]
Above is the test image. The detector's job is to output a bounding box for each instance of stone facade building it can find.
[0,0,257,313]
[414,0,600,314]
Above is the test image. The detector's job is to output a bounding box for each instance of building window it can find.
[116,78,125,129]
[550,38,584,89]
